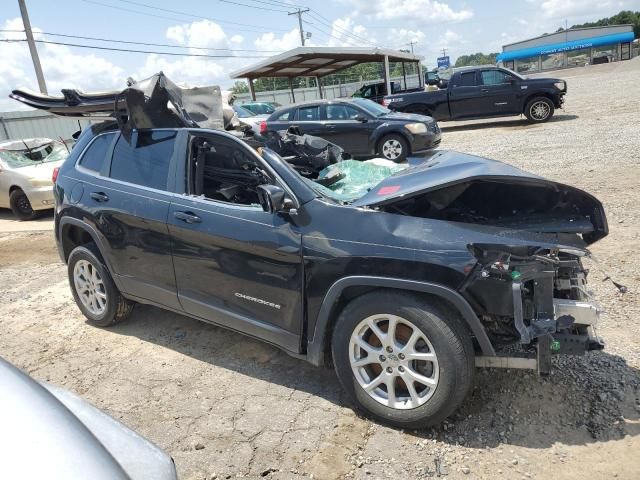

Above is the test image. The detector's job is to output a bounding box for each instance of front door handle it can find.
[480,88,489,93]
[90,192,109,202]
[174,211,202,224]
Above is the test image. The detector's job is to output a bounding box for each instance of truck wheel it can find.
[67,243,134,327]
[524,97,554,123]
[378,134,408,163]
[9,188,39,221]
[332,291,474,428]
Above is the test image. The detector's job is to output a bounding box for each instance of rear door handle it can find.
[325,124,337,128]
[174,211,202,224]
[480,88,489,93]
[90,192,109,202]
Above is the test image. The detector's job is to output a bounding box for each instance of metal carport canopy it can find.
[229,46,424,102]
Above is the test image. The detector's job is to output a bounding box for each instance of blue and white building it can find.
[497,25,635,74]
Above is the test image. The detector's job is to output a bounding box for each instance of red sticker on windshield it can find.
[378,185,400,195]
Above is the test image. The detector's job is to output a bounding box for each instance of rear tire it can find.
[9,189,39,221]
[332,291,474,428]
[524,96,554,123]
[377,134,409,163]
[67,243,134,327]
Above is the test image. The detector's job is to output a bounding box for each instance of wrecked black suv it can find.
[12,74,608,428]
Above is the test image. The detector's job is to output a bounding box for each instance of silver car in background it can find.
[232,104,269,135]
[0,138,67,220]
[0,357,178,480]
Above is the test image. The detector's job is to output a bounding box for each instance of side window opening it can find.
[189,135,272,206]
[298,106,319,121]
[480,70,511,85]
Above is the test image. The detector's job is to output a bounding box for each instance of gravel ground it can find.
[1,59,639,480]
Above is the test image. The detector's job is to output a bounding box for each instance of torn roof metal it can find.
[229,47,424,79]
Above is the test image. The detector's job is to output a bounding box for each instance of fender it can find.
[306,275,496,366]
[57,216,124,291]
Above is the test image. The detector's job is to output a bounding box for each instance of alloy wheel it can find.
[73,259,107,316]
[349,314,439,409]
[381,139,403,160]
[530,101,550,121]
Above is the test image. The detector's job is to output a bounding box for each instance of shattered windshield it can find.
[0,142,68,168]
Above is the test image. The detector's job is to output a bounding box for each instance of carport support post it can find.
[384,55,391,96]
[315,76,323,99]
[247,78,256,101]
[401,62,407,90]
[288,77,296,103]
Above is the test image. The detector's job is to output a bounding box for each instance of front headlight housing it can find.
[405,122,428,134]
[554,81,566,91]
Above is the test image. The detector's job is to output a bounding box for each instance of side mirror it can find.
[256,184,297,216]
[355,114,368,123]
[506,77,516,84]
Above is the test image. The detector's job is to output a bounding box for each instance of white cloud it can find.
[0,18,124,111]
[387,28,426,48]
[325,16,377,47]
[254,28,302,52]
[346,0,473,23]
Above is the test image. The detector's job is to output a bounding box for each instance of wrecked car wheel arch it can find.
[306,275,496,367]
[58,217,124,292]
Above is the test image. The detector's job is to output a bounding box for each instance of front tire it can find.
[332,291,474,428]
[67,243,134,327]
[9,188,38,221]
[524,96,554,123]
[378,134,409,163]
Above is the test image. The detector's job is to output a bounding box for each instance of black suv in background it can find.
[53,121,607,428]
[265,98,441,162]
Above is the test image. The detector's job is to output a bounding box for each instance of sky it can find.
[1,0,638,110]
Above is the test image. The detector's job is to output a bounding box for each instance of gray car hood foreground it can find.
[0,357,177,480]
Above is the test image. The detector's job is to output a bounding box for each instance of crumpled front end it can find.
[462,244,605,372]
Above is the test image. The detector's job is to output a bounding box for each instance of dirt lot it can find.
[1,59,639,480]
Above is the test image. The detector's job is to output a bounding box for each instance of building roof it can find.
[502,24,634,49]
[230,47,424,79]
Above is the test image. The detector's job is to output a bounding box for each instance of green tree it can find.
[229,80,249,94]
[565,10,640,38]
[454,52,499,67]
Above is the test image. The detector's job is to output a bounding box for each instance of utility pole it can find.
[18,0,47,94]
[441,48,448,57]
[288,8,310,46]
[407,40,417,54]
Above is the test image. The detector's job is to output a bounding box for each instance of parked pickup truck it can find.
[383,66,567,123]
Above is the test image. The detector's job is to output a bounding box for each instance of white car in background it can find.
[232,104,269,135]
[0,138,68,220]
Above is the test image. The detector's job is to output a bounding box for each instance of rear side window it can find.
[109,130,176,190]
[455,72,477,87]
[274,110,293,121]
[297,106,319,121]
[78,133,115,172]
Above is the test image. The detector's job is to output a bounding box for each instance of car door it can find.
[82,129,181,310]
[448,71,484,119]
[321,103,373,155]
[167,131,303,352]
[475,69,521,116]
[289,105,324,136]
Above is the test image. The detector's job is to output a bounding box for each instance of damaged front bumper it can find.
[464,244,606,374]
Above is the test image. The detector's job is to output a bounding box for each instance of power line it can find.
[306,10,379,47]
[216,0,289,13]
[83,0,291,33]
[0,29,283,52]
[0,38,273,58]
